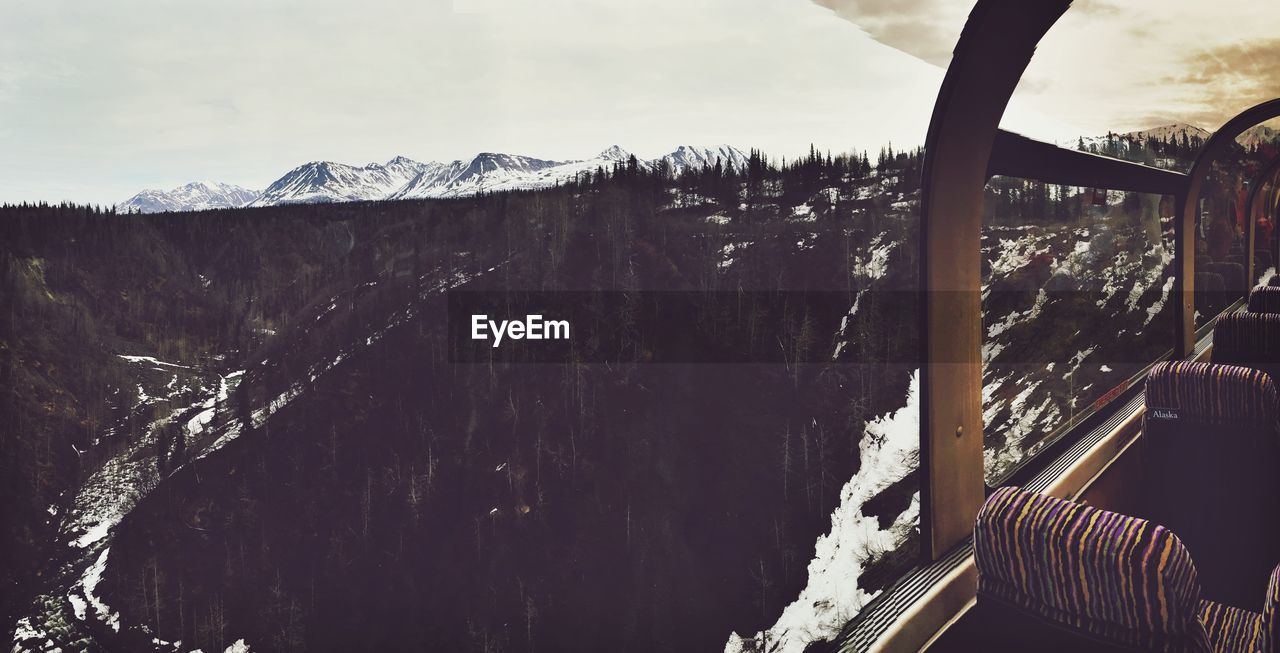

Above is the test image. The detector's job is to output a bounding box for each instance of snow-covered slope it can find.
[391,152,568,199]
[1238,124,1280,149]
[661,145,749,175]
[249,156,432,206]
[1122,123,1212,143]
[1086,123,1275,149]
[116,182,259,214]
[393,145,747,200]
[726,371,920,653]
[121,146,750,211]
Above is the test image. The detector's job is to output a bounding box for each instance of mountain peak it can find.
[599,145,630,160]
[662,145,748,174]
[1122,123,1211,140]
[116,181,259,214]
[127,144,754,210]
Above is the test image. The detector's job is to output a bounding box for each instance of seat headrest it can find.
[1214,312,1280,367]
[1145,360,1279,428]
[975,487,1208,651]
[1204,262,1247,291]
[1250,287,1280,315]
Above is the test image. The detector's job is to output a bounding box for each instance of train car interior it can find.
[843,1,1280,651]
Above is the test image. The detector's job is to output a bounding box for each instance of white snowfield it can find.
[725,371,921,653]
[117,145,750,212]
[116,182,260,214]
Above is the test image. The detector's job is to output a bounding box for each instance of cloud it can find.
[1149,39,1280,129]
[1072,0,1123,16]
[808,0,969,67]
[0,0,945,205]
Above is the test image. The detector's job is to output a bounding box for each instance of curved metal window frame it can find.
[918,0,1280,559]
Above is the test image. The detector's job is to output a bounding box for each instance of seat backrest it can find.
[1265,565,1280,653]
[1144,360,1280,607]
[975,487,1211,652]
[1199,271,1227,293]
[1213,312,1280,381]
[1251,287,1280,314]
[1205,261,1247,293]
[1146,361,1278,426]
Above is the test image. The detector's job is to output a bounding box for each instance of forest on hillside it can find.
[4,127,1275,653]
[2,146,924,653]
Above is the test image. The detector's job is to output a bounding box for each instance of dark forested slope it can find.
[3,152,924,653]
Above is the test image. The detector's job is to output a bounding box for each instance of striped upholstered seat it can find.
[1213,312,1280,380]
[1249,287,1280,315]
[1200,601,1262,652]
[1146,361,1278,427]
[976,487,1213,651]
[975,487,1280,652]
[1144,361,1280,608]
[1205,262,1248,294]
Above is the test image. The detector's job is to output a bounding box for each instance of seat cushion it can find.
[975,487,1212,652]
[1199,600,1262,653]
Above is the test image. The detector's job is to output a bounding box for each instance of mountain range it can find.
[117,125,1280,214]
[118,145,750,213]
[1087,122,1279,149]
[117,181,261,214]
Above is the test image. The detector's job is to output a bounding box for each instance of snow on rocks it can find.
[118,355,192,370]
[724,371,920,653]
[80,549,119,632]
[852,232,896,281]
[719,241,752,270]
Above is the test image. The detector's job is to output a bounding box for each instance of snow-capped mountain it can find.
[1110,122,1277,149]
[390,145,748,200]
[661,145,749,175]
[117,182,259,214]
[120,146,750,211]
[1238,124,1280,149]
[249,156,432,206]
[391,153,567,200]
[1121,123,1212,143]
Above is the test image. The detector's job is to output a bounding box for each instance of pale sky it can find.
[1,0,1276,205]
[817,0,1280,136]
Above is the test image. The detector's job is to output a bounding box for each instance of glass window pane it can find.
[1194,134,1280,327]
[982,178,1176,483]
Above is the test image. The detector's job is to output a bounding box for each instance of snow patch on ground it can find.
[852,232,896,281]
[988,234,1048,278]
[724,371,920,653]
[987,288,1048,339]
[82,548,119,632]
[1145,276,1176,326]
[118,355,190,369]
[719,241,752,270]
